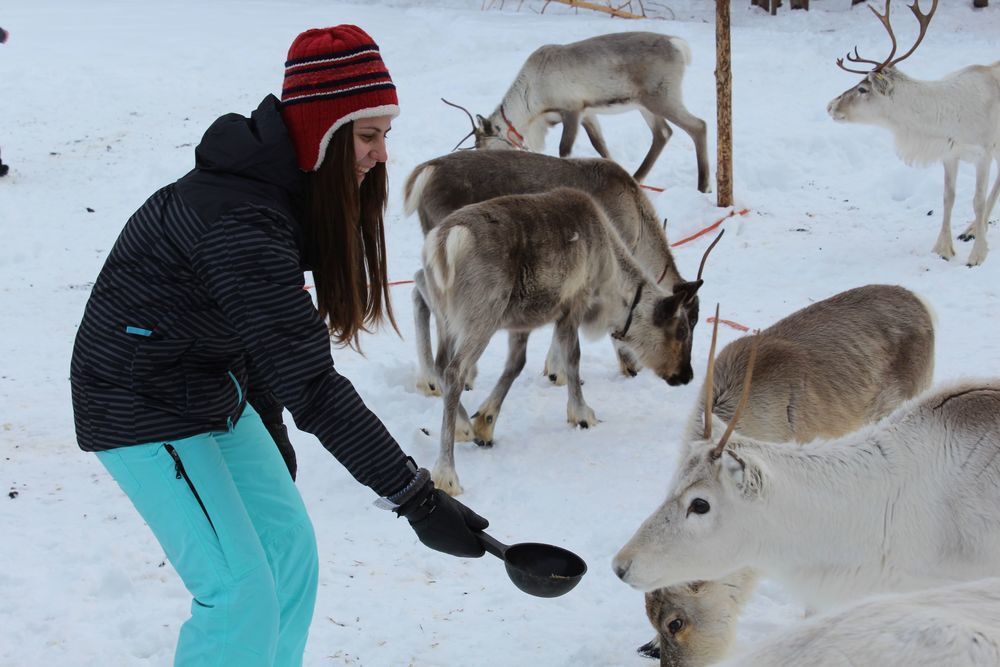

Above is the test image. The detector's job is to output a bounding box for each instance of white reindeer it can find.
[827,0,1000,266]
[714,578,1000,667]
[422,188,705,495]
[613,372,1000,618]
[635,284,935,667]
[459,32,710,191]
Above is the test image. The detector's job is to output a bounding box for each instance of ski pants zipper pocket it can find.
[164,444,217,536]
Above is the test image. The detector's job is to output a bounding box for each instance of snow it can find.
[1,0,999,665]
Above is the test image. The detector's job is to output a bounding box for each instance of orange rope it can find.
[671,208,749,248]
[707,316,755,333]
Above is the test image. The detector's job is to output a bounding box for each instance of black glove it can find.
[263,420,297,481]
[395,475,489,557]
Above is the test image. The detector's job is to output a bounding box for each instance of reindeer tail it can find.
[668,36,692,67]
[423,225,470,314]
[403,164,435,218]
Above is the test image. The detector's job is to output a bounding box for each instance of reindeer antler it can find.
[886,0,938,69]
[836,0,937,75]
[703,303,721,440]
[441,98,479,151]
[696,229,725,283]
[710,335,760,460]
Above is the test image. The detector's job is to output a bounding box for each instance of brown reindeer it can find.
[421,188,714,496]
[404,150,713,399]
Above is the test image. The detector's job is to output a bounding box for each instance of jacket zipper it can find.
[164,444,217,535]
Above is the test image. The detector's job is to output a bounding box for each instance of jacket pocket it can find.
[129,336,195,414]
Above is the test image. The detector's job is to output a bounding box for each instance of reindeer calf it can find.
[422,188,696,495]
[637,284,934,667]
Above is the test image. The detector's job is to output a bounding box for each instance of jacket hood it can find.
[194,94,304,197]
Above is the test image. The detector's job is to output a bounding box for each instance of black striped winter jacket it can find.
[70,95,412,497]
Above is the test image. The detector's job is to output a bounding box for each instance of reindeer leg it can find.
[412,270,441,396]
[555,316,597,429]
[633,110,671,184]
[933,159,958,259]
[433,333,491,496]
[472,331,530,447]
[964,159,1000,241]
[581,114,611,159]
[614,338,640,378]
[958,159,1000,242]
[967,157,991,266]
[433,329,473,442]
[558,111,581,158]
[660,103,711,193]
[543,331,567,386]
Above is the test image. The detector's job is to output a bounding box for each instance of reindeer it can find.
[635,284,935,667]
[452,32,710,191]
[827,0,1000,266]
[422,188,708,495]
[404,151,709,399]
[714,578,1000,667]
[613,368,1000,627]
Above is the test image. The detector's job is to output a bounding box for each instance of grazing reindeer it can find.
[404,151,710,396]
[827,0,1000,266]
[422,188,704,495]
[714,578,1000,667]
[457,32,710,191]
[612,368,1000,621]
[636,284,935,667]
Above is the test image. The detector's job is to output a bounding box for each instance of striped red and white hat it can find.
[280,25,399,172]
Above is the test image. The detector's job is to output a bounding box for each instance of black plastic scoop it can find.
[477,531,587,598]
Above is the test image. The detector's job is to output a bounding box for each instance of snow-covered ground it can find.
[2,1,999,665]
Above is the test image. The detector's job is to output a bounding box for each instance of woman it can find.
[70,25,489,666]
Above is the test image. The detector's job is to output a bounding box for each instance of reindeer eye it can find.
[668,618,685,635]
[858,86,869,94]
[687,498,710,516]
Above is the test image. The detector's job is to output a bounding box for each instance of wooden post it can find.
[716,0,733,208]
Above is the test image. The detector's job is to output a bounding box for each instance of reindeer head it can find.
[643,569,758,667]
[441,98,544,151]
[612,231,723,387]
[827,0,937,125]
[613,314,766,591]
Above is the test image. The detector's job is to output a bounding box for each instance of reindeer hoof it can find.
[474,438,494,448]
[464,383,473,392]
[958,233,975,242]
[416,377,441,397]
[578,421,591,429]
[431,467,463,497]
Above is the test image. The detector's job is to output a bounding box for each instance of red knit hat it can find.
[280,25,400,172]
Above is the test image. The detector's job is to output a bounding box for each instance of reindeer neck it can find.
[733,431,899,593]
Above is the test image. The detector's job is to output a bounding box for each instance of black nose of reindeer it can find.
[666,366,694,386]
[614,562,631,581]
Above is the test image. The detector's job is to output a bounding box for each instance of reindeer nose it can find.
[614,561,631,581]
[666,366,694,386]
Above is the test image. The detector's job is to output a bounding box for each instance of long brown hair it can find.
[301,121,398,351]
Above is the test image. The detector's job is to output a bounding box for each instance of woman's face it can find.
[352,116,392,185]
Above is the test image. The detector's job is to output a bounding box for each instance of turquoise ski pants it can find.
[97,405,319,667]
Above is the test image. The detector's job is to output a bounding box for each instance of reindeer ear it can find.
[721,450,764,500]
[672,279,703,305]
[870,71,892,94]
[652,295,680,327]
